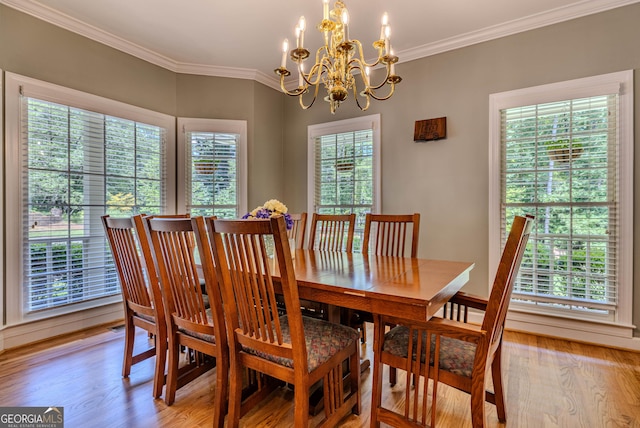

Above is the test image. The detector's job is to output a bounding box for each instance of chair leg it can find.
[370,315,384,428]
[389,367,397,386]
[226,358,243,428]
[164,333,180,405]
[491,346,507,422]
[122,317,135,378]
[430,337,441,428]
[212,355,228,428]
[349,347,362,415]
[152,333,167,399]
[470,372,488,428]
[293,379,310,427]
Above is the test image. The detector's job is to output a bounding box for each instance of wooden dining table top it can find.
[273,249,475,323]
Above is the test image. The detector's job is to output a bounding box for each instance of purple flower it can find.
[283,213,293,231]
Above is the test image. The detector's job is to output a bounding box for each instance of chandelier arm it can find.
[366,65,395,91]
[350,40,381,69]
[347,58,393,92]
[367,82,397,101]
[353,85,370,111]
[347,60,371,94]
[302,61,327,87]
[298,82,321,110]
[278,73,307,97]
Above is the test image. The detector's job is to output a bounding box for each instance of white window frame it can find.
[307,114,381,245]
[4,72,176,326]
[176,118,247,217]
[488,70,634,344]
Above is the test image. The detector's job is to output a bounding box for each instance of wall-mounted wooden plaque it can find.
[414,117,447,141]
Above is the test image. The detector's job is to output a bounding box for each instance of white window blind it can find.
[22,97,166,312]
[177,118,246,218]
[185,131,241,218]
[502,94,619,316]
[309,115,380,251]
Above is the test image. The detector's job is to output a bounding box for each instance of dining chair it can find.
[204,215,361,427]
[308,213,356,252]
[305,213,356,321]
[352,213,421,343]
[144,216,228,427]
[362,213,421,258]
[287,212,308,249]
[101,215,167,399]
[371,214,534,428]
[277,212,308,316]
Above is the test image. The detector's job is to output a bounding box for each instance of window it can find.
[177,118,247,218]
[308,114,381,250]
[5,73,175,322]
[489,71,633,333]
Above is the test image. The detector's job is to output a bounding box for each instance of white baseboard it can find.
[0,303,124,352]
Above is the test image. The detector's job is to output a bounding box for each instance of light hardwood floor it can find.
[0,322,639,427]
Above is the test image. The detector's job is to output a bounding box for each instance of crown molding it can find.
[397,0,640,65]
[2,0,639,86]
[175,62,282,91]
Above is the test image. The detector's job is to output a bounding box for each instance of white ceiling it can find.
[3,0,639,89]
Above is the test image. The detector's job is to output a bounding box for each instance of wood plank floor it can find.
[1,322,639,427]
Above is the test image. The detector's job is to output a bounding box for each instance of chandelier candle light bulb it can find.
[298,17,306,48]
[380,12,388,40]
[274,0,401,114]
[342,9,349,41]
[384,26,390,55]
[281,39,288,68]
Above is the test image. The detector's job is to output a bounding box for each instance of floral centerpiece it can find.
[242,199,294,230]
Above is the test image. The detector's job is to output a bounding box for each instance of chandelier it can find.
[274,0,401,114]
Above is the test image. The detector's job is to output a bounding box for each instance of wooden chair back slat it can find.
[362,213,420,258]
[103,216,152,309]
[309,213,356,252]
[482,214,534,347]
[147,218,209,325]
[287,212,308,249]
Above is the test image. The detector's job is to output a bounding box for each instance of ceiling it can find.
[3,0,638,90]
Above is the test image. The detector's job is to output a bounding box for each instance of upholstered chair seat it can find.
[242,315,359,371]
[383,325,476,378]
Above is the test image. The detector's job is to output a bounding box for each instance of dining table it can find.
[275,248,475,325]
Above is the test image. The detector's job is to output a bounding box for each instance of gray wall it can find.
[282,3,640,336]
